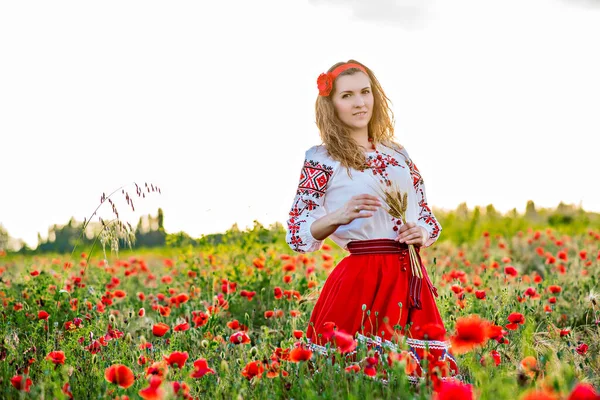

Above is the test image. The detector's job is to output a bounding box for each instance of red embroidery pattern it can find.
[287,159,334,252]
[404,158,422,190]
[363,152,402,186]
[405,158,441,242]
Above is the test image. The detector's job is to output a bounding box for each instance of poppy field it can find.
[0,228,599,400]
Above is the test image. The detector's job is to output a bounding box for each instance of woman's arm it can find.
[310,194,382,240]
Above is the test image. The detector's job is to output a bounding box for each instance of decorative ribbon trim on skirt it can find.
[306,333,461,385]
[346,239,438,310]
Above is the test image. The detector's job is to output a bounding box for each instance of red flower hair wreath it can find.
[317,63,368,96]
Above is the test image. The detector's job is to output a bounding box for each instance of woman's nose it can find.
[354,97,365,107]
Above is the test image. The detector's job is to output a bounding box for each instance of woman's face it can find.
[331,72,374,134]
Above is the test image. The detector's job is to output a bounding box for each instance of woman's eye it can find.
[342,94,350,98]
[363,90,370,94]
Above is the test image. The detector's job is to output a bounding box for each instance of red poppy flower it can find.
[38,310,50,320]
[266,360,289,378]
[490,350,501,366]
[264,310,274,319]
[163,351,188,369]
[487,324,506,343]
[433,378,474,400]
[227,320,240,330]
[85,340,102,354]
[317,72,334,96]
[139,308,145,317]
[273,287,283,299]
[30,270,40,276]
[240,290,256,301]
[480,349,501,367]
[520,356,538,378]
[345,364,361,373]
[230,331,251,344]
[114,290,126,298]
[364,364,377,377]
[450,315,491,354]
[104,364,135,389]
[283,275,292,283]
[575,343,589,355]
[253,258,265,269]
[331,330,357,354]
[172,381,190,396]
[241,360,265,380]
[567,383,599,400]
[146,361,169,378]
[289,346,313,362]
[293,330,304,339]
[139,376,164,400]
[192,311,209,327]
[62,382,73,399]
[283,263,296,272]
[475,290,486,300]
[10,375,33,392]
[190,358,216,378]
[451,285,463,295]
[152,323,170,337]
[45,351,66,365]
[504,266,518,277]
[548,285,562,294]
[173,322,189,332]
[557,250,568,261]
[158,305,171,317]
[506,312,526,330]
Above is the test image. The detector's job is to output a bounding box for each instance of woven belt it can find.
[346,239,438,310]
[347,238,409,254]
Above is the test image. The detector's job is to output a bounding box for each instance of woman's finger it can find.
[397,231,422,243]
[356,212,374,219]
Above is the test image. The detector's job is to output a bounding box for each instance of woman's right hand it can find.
[333,194,382,226]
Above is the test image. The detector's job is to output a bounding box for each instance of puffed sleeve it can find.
[285,146,335,253]
[402,148,442,247]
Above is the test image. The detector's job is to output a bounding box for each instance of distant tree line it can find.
[1,201,598,254]
[2,209,167,255]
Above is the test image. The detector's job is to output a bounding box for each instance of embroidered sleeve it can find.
[404,152,442,247]
[285,148,334,253]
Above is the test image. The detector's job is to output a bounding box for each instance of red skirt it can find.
[305,239,459,384]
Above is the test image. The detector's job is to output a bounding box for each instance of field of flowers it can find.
[0,228,598,399]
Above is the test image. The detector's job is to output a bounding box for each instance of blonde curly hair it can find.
[315,59,402,173]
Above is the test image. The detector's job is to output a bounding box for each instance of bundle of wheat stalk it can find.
[377,182,423,279]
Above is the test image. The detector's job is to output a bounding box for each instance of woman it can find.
[285,60,459,384]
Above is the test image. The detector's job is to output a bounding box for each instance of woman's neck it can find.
[350,129,370,149]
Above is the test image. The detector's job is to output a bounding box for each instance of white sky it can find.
[1,0,599,248]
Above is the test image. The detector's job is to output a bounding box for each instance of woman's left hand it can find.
[395,222,427,247]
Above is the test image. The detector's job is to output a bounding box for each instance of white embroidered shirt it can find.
[285,142,442,253]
